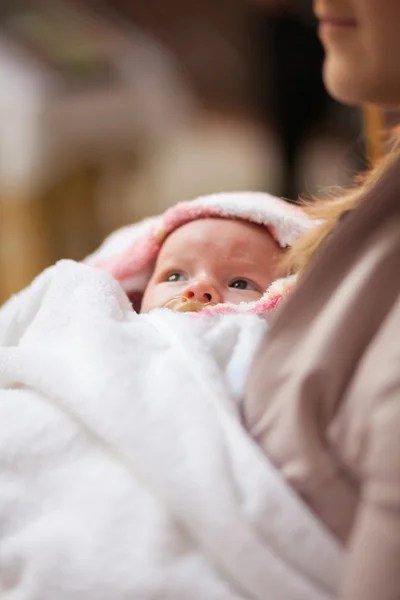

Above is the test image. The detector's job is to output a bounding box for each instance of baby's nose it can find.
[182,279,221,305]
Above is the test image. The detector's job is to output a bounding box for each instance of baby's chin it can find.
[161,298,217,313]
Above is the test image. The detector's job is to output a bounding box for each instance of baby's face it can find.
[141,218,280,313]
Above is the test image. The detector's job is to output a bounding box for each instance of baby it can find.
[141,217,281,314]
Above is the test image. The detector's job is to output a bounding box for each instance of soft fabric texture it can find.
[0,259,343,600]
[245,156,400,600]
[86,191,313,315]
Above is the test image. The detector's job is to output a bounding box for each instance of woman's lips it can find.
[319,17,357,27]
[317,16,357,41]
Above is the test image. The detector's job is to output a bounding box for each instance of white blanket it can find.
[0,261,343,600]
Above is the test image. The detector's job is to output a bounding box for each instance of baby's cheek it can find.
[143,283,183,312]
[226,289,262,305]
[140,285,157,313]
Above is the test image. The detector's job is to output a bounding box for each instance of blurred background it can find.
[0,0,369,302]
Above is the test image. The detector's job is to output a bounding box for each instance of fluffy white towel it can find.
[0,260,343,600]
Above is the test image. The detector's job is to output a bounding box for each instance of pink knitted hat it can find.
[86,192,312,315]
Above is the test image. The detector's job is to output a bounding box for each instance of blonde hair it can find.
[284,130,400,277]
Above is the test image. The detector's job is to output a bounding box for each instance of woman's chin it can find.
[323,62,365,106]
[323,57,400,107]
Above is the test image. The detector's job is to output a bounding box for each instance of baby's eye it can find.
[229,278,257,291]
[166,272,186,282]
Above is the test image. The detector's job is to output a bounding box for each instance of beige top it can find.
[244,157,400,600]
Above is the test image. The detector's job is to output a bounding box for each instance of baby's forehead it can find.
[161,217,273,250]
[153,217,280,273]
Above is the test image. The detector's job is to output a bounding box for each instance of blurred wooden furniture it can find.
[0,191,48,303]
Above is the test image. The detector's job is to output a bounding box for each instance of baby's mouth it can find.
[162,297,217,313]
